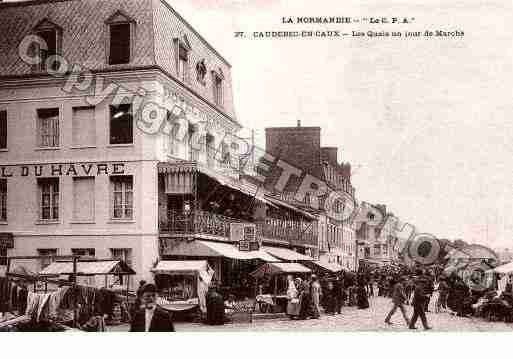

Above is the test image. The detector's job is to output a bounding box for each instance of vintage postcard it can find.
[0,0,511,335]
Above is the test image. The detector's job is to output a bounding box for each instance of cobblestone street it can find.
[171,296,513,332]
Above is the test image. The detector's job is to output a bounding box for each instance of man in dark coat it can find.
[334,275,345,314]
[409,277,432,330]
[385,277,410,326]
[130,283,175,332]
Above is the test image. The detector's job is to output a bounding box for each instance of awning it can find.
[262,246,313,261]
[486,261,513,274]
[264,195,317,219]
[310,261,344,273]
[160,239,278,262]
[250,262,311,277]
[39,260,136,276]
[158,162,273,206]
[152,260,210,275]
[199,241,278,262]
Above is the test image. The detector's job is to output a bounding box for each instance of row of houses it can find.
[0,0,407,288]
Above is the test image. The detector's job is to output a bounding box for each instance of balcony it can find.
[260,217,318,246]
[159,210,318,246]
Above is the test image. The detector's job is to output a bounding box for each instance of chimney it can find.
[297,119,301,127]
[320,147,338,165]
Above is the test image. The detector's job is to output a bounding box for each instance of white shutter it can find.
[73,177,95,221]
[72,107,95,146]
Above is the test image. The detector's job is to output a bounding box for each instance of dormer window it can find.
[212,69,224,107]
[106,10,136,65]
[196,60,207,84]
[32,19,62,72]
[174,35,191,84]
[178,45,189,83]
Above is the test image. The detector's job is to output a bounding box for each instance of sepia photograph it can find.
[0,0,512,342]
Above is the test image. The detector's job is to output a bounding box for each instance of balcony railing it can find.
[160,210,318,246]
[259,217,318,246]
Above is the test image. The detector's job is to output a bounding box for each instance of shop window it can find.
[109,23,131,65]
[72,107,95,147]
[38,178,59,221]
[72,177,95,222]
[0,110,6,149]
[110,176,133,220]
[110,104,133,144]
[37,108,59,147]
[37,248,57,270]
[0,179,6,222]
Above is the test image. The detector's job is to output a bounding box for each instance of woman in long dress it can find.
[286,276,300,319]
[310,275,322,319]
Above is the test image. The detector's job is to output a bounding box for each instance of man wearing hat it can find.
[130,283,175,332]
[384,276,410,327]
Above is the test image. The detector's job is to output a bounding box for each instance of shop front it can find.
[159,237,278,299]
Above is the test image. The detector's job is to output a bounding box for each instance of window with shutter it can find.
[110,176,133,220]
[37,108,59,148]
[72,107,96,147]
[38,178,59,221]
[73,177,95,222]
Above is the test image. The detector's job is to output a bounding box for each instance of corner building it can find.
[0,0,239,285]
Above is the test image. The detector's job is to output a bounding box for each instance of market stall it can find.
[305,260,344,277]
[151,260,214,315]
[250,262,311,313]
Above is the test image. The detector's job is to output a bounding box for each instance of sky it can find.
[172,0,512,249]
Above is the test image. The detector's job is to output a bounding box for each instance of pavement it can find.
[110,296,513,332]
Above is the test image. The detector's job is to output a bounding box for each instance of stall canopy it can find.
[151,260,214,313]
[486,261,513,274]
[152,260,213,280]
[39,260,135,276]
[250,262,311,278]
[261,246,313,261]
[309,261,344,273]
[162,239,278,262]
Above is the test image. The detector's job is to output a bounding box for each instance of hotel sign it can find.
[0,163,127,177]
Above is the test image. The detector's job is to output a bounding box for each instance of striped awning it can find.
[160,239,278,262]
[158,162,272,205]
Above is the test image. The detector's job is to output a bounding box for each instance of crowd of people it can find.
[127,264,513,332]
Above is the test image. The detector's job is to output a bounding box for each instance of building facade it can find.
[0,0,239,284]
[265,124,357,269]
[0,0,320,289]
